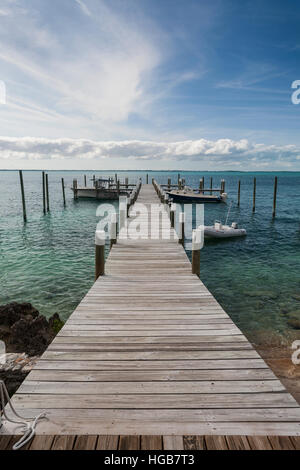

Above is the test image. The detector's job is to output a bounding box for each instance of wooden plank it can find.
[268,436,295,450]
[119,435,140,450]
[0,435,13,450]
[163,436,184,450]
[247,436,272,450]
[29,435,54,450]
[97,435,119,450]
[51,435,75,450]
[290,436,300,450]
[17,379,286,394]
[183,435,205,450]
[205,435,228,450]
[12,394,298,409]
[225,435,251,450]
[73,435,98,450]
[141,435,163,450]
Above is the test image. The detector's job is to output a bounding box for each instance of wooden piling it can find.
[192,229,201,277]
[237,180,241,206]
[61,178,66,206]
[117,180,120,194]
[252,177,256,213]
[73,179,78,201]
[170,203,176,228]
[168,178,171,190]
[272,176,278,218]
[42,171,46,215]
[19,170,27,222]
[95,230,105,279]
[84,175,87,187]
[178,212,185,245]
[46,173,50,211]
[177,173,180,186]
[146,174,148,184]
[125,177,128,189]
[210,177,213,195]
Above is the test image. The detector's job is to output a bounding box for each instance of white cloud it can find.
[0,136,299,167]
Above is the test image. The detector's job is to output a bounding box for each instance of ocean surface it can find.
[1,170,300,348]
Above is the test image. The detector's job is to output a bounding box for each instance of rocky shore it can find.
[0,302,64,398]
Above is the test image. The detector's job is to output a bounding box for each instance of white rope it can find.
[0,380,46,450]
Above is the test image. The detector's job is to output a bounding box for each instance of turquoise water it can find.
[0,170,300,346]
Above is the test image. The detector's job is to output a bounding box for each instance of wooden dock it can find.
[1,184,300,449]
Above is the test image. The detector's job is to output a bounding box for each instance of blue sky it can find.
[0,0,300,170]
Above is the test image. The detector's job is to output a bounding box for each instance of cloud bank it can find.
[0,137,299,167]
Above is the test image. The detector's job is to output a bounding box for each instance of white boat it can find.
[204,221,247,238]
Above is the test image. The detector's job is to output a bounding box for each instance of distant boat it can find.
[167,186,227,203]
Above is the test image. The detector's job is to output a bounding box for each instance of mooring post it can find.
[42,171,46,214]
[192,229,201,277]
[220,179,225,194]
[146,174,148,184]
[115,173,118,185]
[110,213,117,249]
[95,229,105,279]
[61,178,66,206]
[178,212,185,245]
[272,176,278,218]
[252,177,256,213]
[178,173,180,187]
[170,203,176,228]
[168,178,171,190]
[119,198,127,236]
[117,180,120,195]
[237,180,241,206]
[178,178,182,190]
[210,177,213,195]
[19,170,27,222]
[125,177,128,189]
[199,179,203,194]
[84,175,87,187]
[46,173,50,211]
[73,178,78,201]
[93,175,95,186]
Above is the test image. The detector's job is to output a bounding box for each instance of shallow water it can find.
[0,170,300,346]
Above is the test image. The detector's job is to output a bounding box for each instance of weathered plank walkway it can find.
[1,184,300,445]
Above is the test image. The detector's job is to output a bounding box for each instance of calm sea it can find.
[1,170,300,347]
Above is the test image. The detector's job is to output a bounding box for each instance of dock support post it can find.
[178,212,185,245]
[170,203,176,228]
[84,175,87,187]
[110,213,117,249]
[73,179,78,200]
[117,180,120,195]
[192,229,201,277]
[95,229,105,279]
[272,176,278,218]
[210,177,213,195]
[125,177,128,189]
[115,173,118,185]
[168,178,171,190]
[61,178,66,206]
[46,173,50,211]
[146,174,148,184]
[19,170,27,222]
[177,174,180,187]
[237,180,241,206]
[42,171,46,214]
[93,175,95,187]
[252,177,256,213]
[221,179,225,194]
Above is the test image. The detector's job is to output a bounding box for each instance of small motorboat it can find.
[203,201,247,238]
[204,221,247,239]
[167,186,227,203]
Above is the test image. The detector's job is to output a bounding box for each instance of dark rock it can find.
[288,319,300,330]
[0,302,64,356]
